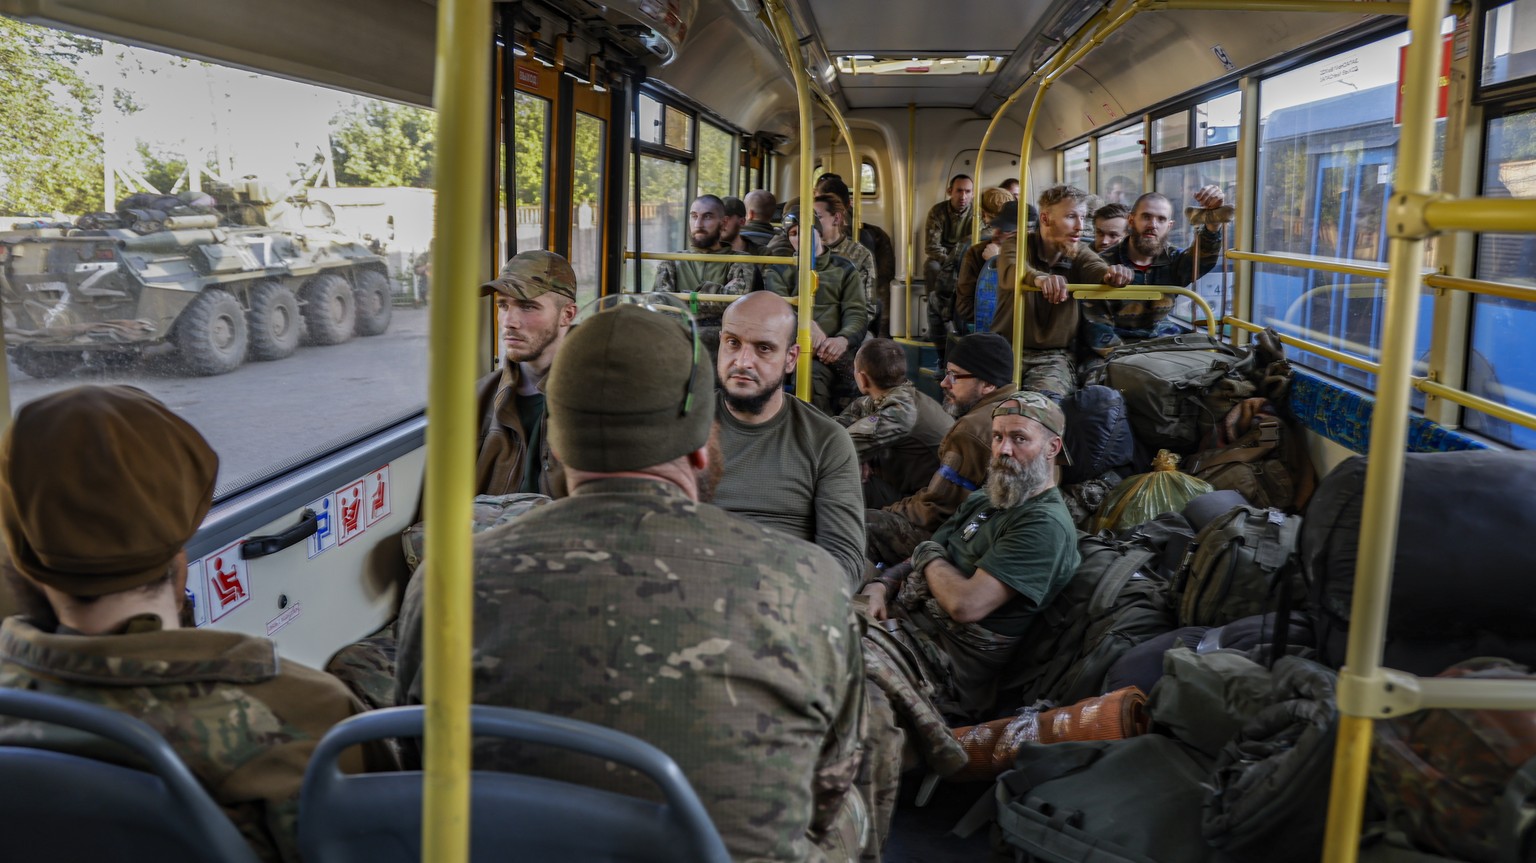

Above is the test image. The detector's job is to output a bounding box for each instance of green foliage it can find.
[136,143,187,194]
[0,18,105,215]
[331,100,436,187]
[512,92,548,206]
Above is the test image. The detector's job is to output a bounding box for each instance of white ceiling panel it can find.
[805,0,1053,55]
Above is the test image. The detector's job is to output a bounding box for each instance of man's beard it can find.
[503,322,560,364]
[691,227,722,250]
[1132,231,1163,257]
[986,449,1053,509]
[720,364,786,415]
[944,393,977,419]
[720,222,740,244]
[695,428,724,503]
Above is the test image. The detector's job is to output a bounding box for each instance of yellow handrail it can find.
[814,89,862,238]
[762,0,815,402]
[1416,377,1536,431]
[1424,272,1536,304]
[1022,283,1219,336]
[655,291,800,306]
[972,4,1114,244]
[904,102,916,339]
[1224,248,1400,280]
[625,250,789,266]
[1014,0,1145,388]
[422,0,489,859]
[1159,0,1413,11]
[1225,317,1382,375]
[1322,0,1449,858]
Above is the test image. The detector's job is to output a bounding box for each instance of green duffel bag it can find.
[1095,333,1253,454]
[1177,505,1304,629]
[968,734,1217,863]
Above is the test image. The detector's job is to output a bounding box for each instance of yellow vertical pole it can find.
[763,0,815,400]
[906,102,917,339]
[422,0,489,860]
[1014,0,1143,387]
[1231,75,1261,345]
[1320,1,1449,861]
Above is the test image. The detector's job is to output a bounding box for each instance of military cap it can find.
[993,391,1072,464]
[480,250,577,301]
[947,332,1014,387]
[546,303,714,473]
[0,385,218,597]
[990,201,1020,233]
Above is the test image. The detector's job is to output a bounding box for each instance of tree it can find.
[331,101,436,187]
[0,18,104,215]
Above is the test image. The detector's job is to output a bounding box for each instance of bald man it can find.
[713,292,865,588]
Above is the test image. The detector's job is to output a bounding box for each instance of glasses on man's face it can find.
[580,293,700,416]
[942,369,976,383]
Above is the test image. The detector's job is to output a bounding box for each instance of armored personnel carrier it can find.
[0,180,393,378]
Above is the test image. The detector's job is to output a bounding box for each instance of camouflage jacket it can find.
[923,200,974,270]
[826,234,878,308]
[884,384,1017,533]
[653,247,756,296]
[1081,230,1221,357]
[396,477,865,862]
[836,382,954,499]
[0,614,396,863]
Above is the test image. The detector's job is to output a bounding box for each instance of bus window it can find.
[634,155,688,288]
[1482,0,1536,90]
[697,121,734,199]
[1469,107,1536,447]
[1195,91,1241,149]
[570,112,605,305]
[1063,141,1090,192]
[1156,158,1236,320]
[1097,126,1143,208]
[861,160,878,196]
[513,91,550,251]
[1253,30,1439,389]
[1153,111,1190,153]
[0,20,433,497]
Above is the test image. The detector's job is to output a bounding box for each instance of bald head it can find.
[723,291,796,345]
[745,190,776,221]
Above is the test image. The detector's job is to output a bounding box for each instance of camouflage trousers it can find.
[813,673,904,863]
[325,623,398,711]
[894,570,1023,721]
[1018,348,1077,403]
[864,509,932,567]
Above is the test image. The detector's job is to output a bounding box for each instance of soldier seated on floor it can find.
[859,391,1081,723]
[0,385,397,863]
[836,338,954,509]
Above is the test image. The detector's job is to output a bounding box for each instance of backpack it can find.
[973,257,1000,333]
[972,734,1217,863]
[1092,333,1254,453]
[1060,385,1135,486]
[1202,656,1339,863]
[1370,658,1536,863]
[1301,451,1536,674]
[1185,398,1317,513]
[1176,505,1304,629]
[999,514,1189,709]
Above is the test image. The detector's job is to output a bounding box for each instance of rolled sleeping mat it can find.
[1038,686,1150,744]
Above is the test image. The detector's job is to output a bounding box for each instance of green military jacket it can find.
[923,200,974,271]
[836,381,954,499]
[0,614,395,862]
[826,233,878,308]
[763,253,868,345]
[396,477,865,862]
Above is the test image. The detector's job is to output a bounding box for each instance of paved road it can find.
[8,307,433,493]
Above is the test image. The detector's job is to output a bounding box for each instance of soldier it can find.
[955,190,1020,333]
[741,189,778,248]
[1090,202,1130,254]
[475,249,578,496]
[864,333,1017,565]
[923,174,975,357]
[994,184,1134,401]
[653,194,757,298]
[763,213,868,414]
[0,385,396,863]
[395,302,897,862]
[836,338,954,508]
[859,390,1081,719]
[1083,188,1228,361]
[712,291,866,587]
[721,195,765,255]
[812,192,877,317]
[1001,178,1021,198]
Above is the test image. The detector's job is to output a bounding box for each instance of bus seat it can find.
[0,688,261,863]
[298,705,731,863]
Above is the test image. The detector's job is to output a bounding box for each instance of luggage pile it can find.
[949,330,1536,862]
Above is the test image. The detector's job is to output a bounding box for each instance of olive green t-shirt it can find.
[930,486,1080,637]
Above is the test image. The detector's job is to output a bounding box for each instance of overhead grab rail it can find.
[625,250,793,266]
[811,89,863,239]
[762,0,817,402]
[1017,283,1219,336]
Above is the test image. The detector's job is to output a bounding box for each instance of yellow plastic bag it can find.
[1093,450,1213,533]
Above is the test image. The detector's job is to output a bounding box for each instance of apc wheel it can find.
[10,347,81,379]
[175,289,248,376]
[247,280,301,361]
[353,269,393,337]
[300,273,356,346]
